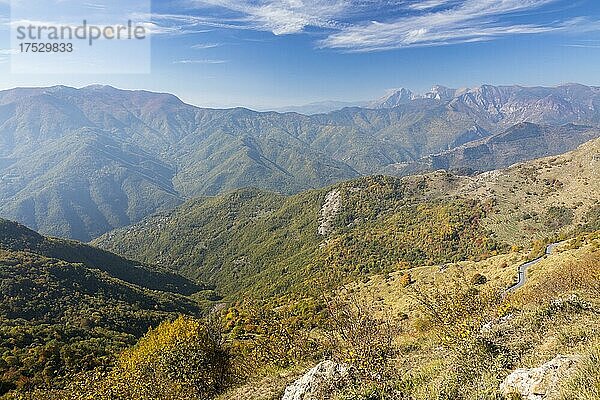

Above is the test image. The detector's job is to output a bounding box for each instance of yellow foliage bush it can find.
[26,316,235,400]
[112,316,232,399]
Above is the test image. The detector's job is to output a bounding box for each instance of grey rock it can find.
[318,190,341,236]
[500,355,581,399]
[282,360,351,400]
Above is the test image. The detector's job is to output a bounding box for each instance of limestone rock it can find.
[318,190,341,236]
[500,355,580,399]
[282,360,351,400]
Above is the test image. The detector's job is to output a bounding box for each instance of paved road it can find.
[506,242,560,293]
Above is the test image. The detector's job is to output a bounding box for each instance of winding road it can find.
[506,242,561,293]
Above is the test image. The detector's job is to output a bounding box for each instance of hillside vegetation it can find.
[19,231,600,399]
[2,139,599,399]
[0,220,203,395]
[2,84,600,240]
[95,138,600,299]
[95,176,503,299]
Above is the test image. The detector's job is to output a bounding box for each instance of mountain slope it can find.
[94,137,600,299]
[0,219,203,394]
[0,129,183,241]
[388,123,600,176]
[94,176,502,298]
[0,218,202,295]
[2,84,600,240]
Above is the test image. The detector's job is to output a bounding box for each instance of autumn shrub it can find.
[583,206,600,232]
[326,294,402,388]
[399,273,413,287]
[409,276,502,346]
[116,315,233,398]
[224,300,324,373]
[409,276,511,399]
[544,206,574,230]
[245,310,320,370]
[470,273,488,285]
[30,316,236,400]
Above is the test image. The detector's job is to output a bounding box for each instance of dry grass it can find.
[455,139,600,245]
[323,231,600,399]
[216,366,307,400]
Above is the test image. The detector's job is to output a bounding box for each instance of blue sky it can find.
[1,0,600,108]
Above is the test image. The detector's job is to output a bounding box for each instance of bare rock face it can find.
[318,190,341,236]
[281,360,351,400]
[500,355,580,399]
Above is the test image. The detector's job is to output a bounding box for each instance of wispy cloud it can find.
[192,43,221,49]
[0,48,16,64]
[564,44,600,48]
[320,0,562,51]
[191,0,347,34]
[150,1,599,52]
[83,2,108,11]
[173,59,228,64]
[408,0,459,11]
[563,39,600,49]
[143,13,247,34]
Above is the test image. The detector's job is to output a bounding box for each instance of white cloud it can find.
[409,0,458,11]
[0,48,16,64]
[150,0,599,52]
[564,44,600,48]
[563,38,600,49]
[82,2,108,11]
[191,43,221,49]
[173,59,228,64]
[319,0,573,51]
[192,0,347,34]
[143,13,247,34]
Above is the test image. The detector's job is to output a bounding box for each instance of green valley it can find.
[0,220,203,395]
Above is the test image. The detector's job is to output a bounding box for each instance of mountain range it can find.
[266,100,368,115]
[0,116,598,399]
[1,83,600,240]
[94,137,600,299]
[388,122,600,176]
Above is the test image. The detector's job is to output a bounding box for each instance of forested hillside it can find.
[0,220,203,395]
[95,138,600,300]
[2,84,599,240]
[1,137,599,400]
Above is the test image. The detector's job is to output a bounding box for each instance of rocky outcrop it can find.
[500,355,580,399]
[281,360,351,400]
[318,190,341,236]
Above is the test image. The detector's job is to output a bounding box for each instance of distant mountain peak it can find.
[84,84,119,91]
[425,85,457,100]
[369,88,416,108]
